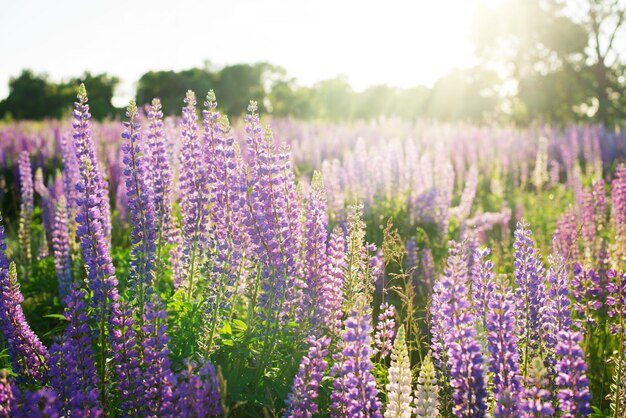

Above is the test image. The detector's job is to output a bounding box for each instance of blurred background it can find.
[1,0,625,125]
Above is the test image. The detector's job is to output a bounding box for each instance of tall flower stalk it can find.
[385,325,412,418]
[17,151,33,275]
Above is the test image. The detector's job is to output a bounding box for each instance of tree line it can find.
[1,0,625,125]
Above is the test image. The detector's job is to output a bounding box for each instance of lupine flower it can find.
[554,330,592,417]
[141,303,175,417]
[300,171,329,329]
[178,90,208,297]
[121,100,158,310]
[374,302,396,358]
[72,84,121,402]
[174,361,222,417]
[52,197,72,299]
[437,241,487,417]
[0,371,15,416]
[48,288,102,417]
[513,220,546,376]
[606,271,626,417]
[319,227,346,337]
[15,387,60,418]
[571,262,603,334]
[34,167,54,241]
[202,98,247,352]
[540,254,573,370]
[592,179,606,231]
[111,299,142,416]
[330,297,382,418]
[17,151,33,269]
[552,208,579,262]
[519,358,555,417]
[451,165,478,219]
[385,325,412,418]
[244,101,302,322]
[471,247,495,326]
[343,204,371,311]
[580,190,596,260]
[0,217,48,383]
[486,275,522,417]
[146,98,173,249]
[284,336,330,418]
[414,352,439,418]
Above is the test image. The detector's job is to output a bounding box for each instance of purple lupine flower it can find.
[0,371,15,416]
[571,262,603,334]
[178,90,209,297]
[15,387,60,418]
[34,167,54,243]
[284,336,330,418]
[580,191,596,260]
[300,172,330,329]
[513,220,546,376]
[552,208,579,262]
[330,297,382,418]
[451,165,477,220]
[17,151,33,268]
[52,197,72,300]
[486,275,522,417]
[385,325,413,418]
[202,94,247,352]
[0,216,48,383]
[72,84,121,403]
[121,100,158,309]
[244,101,303,323]
[374,302,396,358]
[319,227,346,337]
[111,298,142,416]
[59,133,79,220]
[540,254,573,370]
[519,358,555,417]
[436,242,488,417]
[611,164,626,262]
[554,330,592,416]
[606,270,626,337]
[48,288,102,417]
[471,247,495,326]
[146,98,173,249]
[592,179,606,231]
[141,303,175,417]
[174,361,222,417]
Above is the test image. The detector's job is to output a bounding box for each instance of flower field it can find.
[0,84,625,417]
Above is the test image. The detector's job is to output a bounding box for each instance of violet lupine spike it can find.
[52,197,73,300]
[384,325,413,418]
[243,102,302,323]
[0,217,49,383]
[414,352,438,418]
[513,219,546,377]
[15,387,60,418]
[284,336,330,418]
[0,372,14,417]
[606,270,625,338]
[202,97,247,353]
[178,90,208,298]
[552,208,579,262]
[141,303,175,417]
[471,246,495,326]
[121,100,158,308]
[48,288,102,417]
[611,164,626,263]
[34,167,54,243]
[110,299,142,416]
[17,150,33,269]
[174,361,222,417]
[146,98,173,249]
[374,302,396,358]
[570,262,603,336]
[300,171,330,329]
[592,179,606,231]
[60,133,79,219]
[554,330,592,417]
[319,227,346,337]
[540,253,573,370]
[518,358,555,417]
[580,190,596,261]
[72,84,121,404]
[486,275,522,417]
[437,241,487,417]
[330,297,382,418]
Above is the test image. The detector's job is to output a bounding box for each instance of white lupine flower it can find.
[385,325,413,418]
[414,351,439,418]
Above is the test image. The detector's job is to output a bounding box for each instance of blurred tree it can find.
[425,67,501,121]
[310,76,355,121]
[0,70,59,119]
[472,0,626,124]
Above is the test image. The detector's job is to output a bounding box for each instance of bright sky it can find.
[0,0,479,106]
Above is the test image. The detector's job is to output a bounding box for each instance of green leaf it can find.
[43,314,68,321]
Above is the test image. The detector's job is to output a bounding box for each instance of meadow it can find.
[0,84,624,417]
